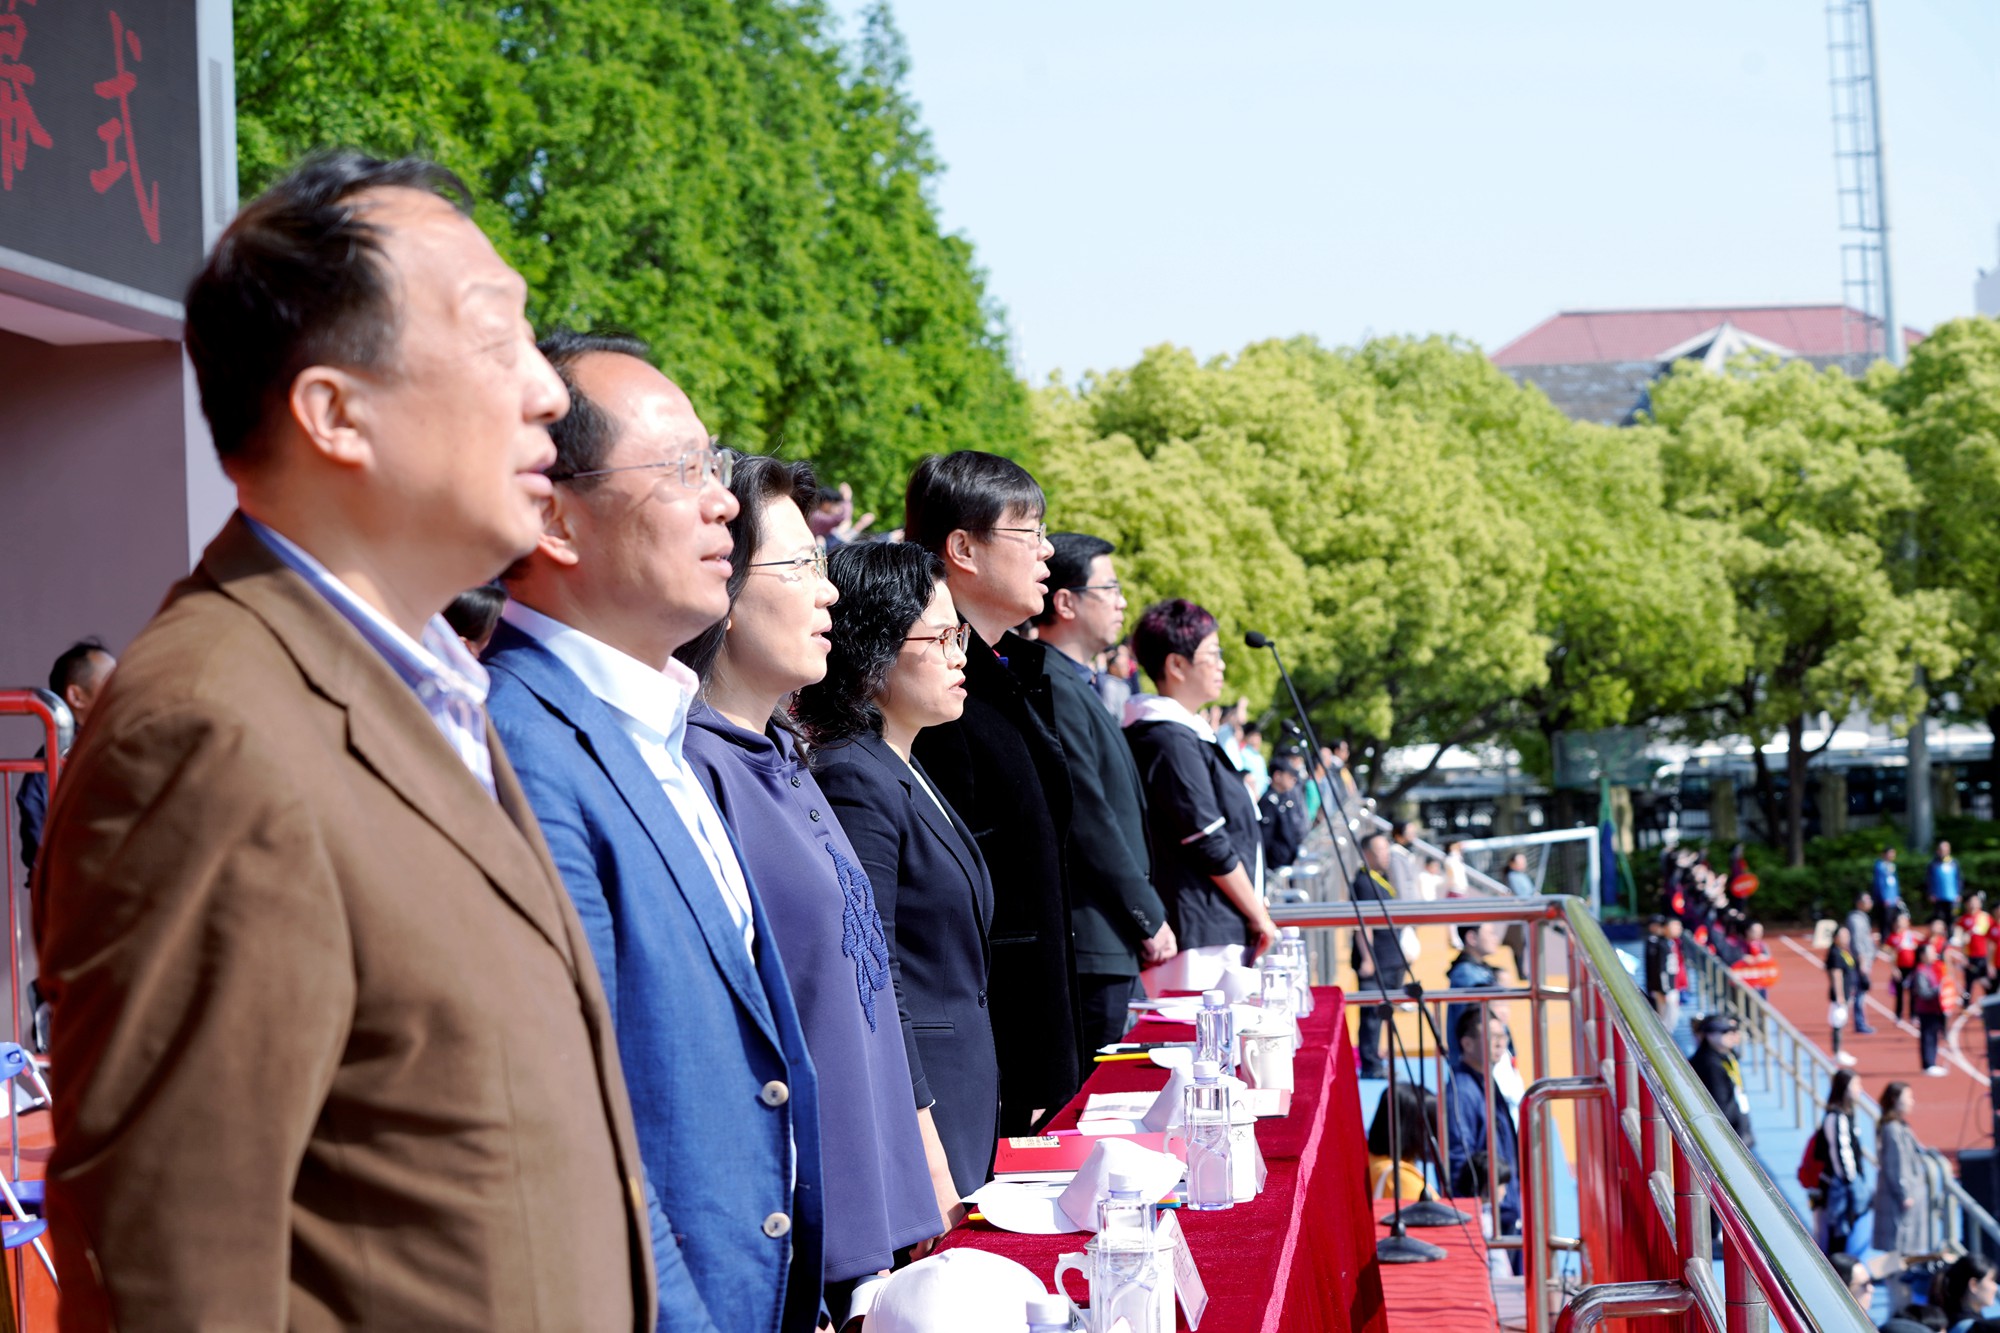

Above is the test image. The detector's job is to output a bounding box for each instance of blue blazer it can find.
[484,623,824,1333]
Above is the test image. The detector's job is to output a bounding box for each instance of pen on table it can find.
[1092,1052,1154,1063]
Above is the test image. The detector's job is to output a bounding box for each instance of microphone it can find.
[1244,629,1470,1246]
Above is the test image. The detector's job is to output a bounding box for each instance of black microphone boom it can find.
[1244,629,1472,1247]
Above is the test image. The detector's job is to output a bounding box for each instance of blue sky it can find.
[831,1,2000,384]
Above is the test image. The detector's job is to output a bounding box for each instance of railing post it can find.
[1551,1280,1694,1333]
[1524,1076,1610,1333]
[1724,1235,1771,1333]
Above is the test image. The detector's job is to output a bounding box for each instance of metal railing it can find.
[1679,932,2000,1258]
[1268,894,1873,1333]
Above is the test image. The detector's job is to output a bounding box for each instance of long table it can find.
[939,987,1386,1333]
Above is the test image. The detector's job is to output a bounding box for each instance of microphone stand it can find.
[1246,633,1473,1258]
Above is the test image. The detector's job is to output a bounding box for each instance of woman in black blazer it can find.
[797,542,1001,1200]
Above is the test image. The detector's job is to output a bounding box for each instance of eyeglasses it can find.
[1191,650,1225,667]
[988,522,1048,544]
[551,439,732,489]
[1068,581,1122,598]
[747,550,829,582]
[903,623,972,658]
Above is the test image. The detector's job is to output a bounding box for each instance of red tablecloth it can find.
[940,988,1386,1333]
[1371,1197,1497,1333]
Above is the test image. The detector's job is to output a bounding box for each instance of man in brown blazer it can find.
[33,152,655,1330]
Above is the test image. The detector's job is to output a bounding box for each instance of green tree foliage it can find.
[233,0,1028,516]
[1647,355,1958,864]
[1884,318,2000,735]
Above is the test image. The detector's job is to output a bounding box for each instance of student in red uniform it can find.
[1911,939,1953,1077]
[1888,909,1922,1021]
[1959,893,1994,999]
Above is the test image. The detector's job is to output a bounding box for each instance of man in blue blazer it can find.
[485,329,823,1333]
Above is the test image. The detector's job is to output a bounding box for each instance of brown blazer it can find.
[34,516,655,1332]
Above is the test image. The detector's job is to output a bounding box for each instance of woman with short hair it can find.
[1122,598,1278,994]
[674,457,948,1309]
[796,541,1002,1200]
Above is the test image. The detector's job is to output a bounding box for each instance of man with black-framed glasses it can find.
[905,450,1085,1132]
[1033,531,1174,1063]
[486,328,824,1333]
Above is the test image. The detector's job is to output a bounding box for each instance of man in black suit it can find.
[1689,1014,1754,1147]
[907,452,1083,1131]
[1350,831,1407,1079]
[1259,759,1307,872]
[1032,532,1173,1064]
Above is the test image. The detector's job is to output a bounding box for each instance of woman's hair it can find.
[1940,1254,1997,1317]
[1130,598,1218,687]
[674,451,819,683]
[1825,1069,1855,1114]
[1880,1080,1912,1124]
[1365,1080,1436,1164]
[794,541,948,748]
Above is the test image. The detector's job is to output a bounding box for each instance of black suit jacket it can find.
[1349,863,1407,976]
[1125,716,1260,951]
[1690,1041,1754,1145]
[1259,787,1305,870]
[1039,649,1164,978]
[813,731,1001,1196]
[912,629,1081,1131]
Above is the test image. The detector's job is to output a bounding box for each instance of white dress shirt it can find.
[245,516,497,799]
[501,601,756,958]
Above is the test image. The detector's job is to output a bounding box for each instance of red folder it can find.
[991,1131,1188,1177]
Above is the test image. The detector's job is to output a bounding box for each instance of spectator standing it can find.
[1444,841,1472,897]
[1875,846,1903,934]
[1889,908,1922,1021]
[1326,739,1361,807]
[906,451,1083,1133]
[798,542,1004,1203]
[1689,1014,1754,1147]
[1644,916,1684,1034]
[1730,921,1780,998]
[1095,641,1137,718]
[1910,939,1953,1076]
[14,639,116,877]
[1504,852,1535,897]
[1845,892,1879,1033]
[487,331,822,1329]
[1931,840,1962,923]
[1030,532,1173,1059]
[36,157,653,1329]
[1826,925,1861,1067]
[1348,832,1407,1080]
[1124,599,1278,997]
[1416,855,1446,902]
[1447,1007,1521,1269]
[1816,1070,1866,1258]
[673,454,949,1310]
[1236,724,1270,799]
[1874,1082,1936,1309]
[1258,761,1308,873]
[1960,893,1994,1000]
[1389,820,1422,899]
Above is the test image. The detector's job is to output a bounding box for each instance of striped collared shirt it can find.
[244,516,497,800]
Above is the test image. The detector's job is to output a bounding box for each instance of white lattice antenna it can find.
[1825,0,1903,368]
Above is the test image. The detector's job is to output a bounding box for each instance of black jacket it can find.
[1259,786,1305,871]
[1039,648,1165,977]
[1124,711,1260,950]
[1643,934,1673,996]
[1349,863,1406,976]
[911,630,1081,1132]
[1690,1040,1754,1145]
[811,731,1000,1196]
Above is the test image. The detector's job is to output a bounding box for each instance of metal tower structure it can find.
[1825,0,1903,370]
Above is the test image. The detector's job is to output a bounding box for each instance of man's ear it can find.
[943,528,980,579]
[289,365,375,469]
[533,488,585,568]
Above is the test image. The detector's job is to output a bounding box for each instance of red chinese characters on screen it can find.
[0,0,53,191]
[90,9,159,243]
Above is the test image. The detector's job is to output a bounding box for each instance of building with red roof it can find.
[1491,304,1923,425]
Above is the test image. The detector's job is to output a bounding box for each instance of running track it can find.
[1764,929,1994,1163]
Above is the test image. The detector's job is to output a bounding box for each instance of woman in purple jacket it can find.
[676,455,949,1317]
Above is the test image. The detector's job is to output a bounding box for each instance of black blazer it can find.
[912,630,1082,1132]
[813,731,1001,1196]
[1125,716,1260,950]
[1040,649,1165,978]
[1349,863,1407,975]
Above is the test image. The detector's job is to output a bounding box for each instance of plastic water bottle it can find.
[1259,953,1294,1024]
[1195,988,1236,1075]
[1280,926,1315,1016]
[1183,1060,1234,1212]
[1025,1292,1074,1331]
[1095,1172,1163,1330]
